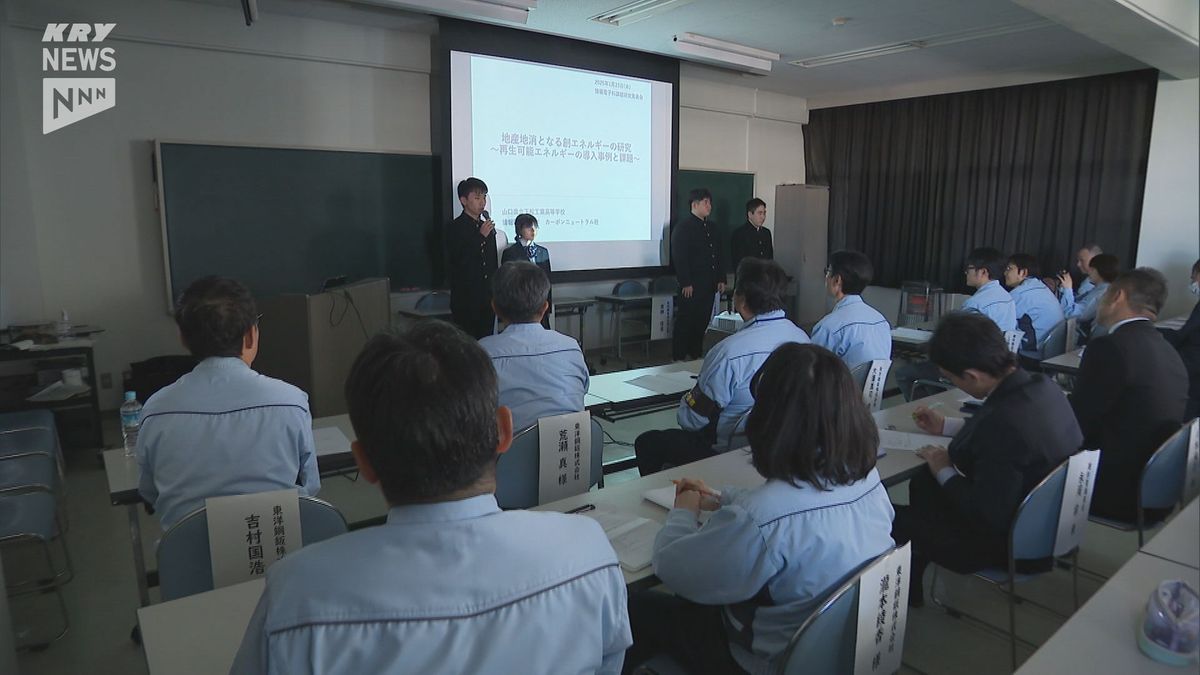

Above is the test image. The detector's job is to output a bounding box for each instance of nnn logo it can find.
[42,23,117,134]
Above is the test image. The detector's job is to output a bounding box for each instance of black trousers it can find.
[622,590,746,675]
[672,292,712,361]
[634,428,717,476]
[451,300,495,340]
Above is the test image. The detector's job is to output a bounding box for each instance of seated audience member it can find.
[623,344,894,674]
[137,276,320,530]
[1162,259,1200,419]
[500,214,552,329]
[1003,253,1065,350]
[892,313,1081,606]
[1071,268,1188,522]
[1058,252,1118,339]
[897,247,1016,400]
[634,258,809,475]
[1069,243,1104,297]
[811,250,892,371]
[479,261,588,431]
[232,322,631,674]
[1041,274,1062,299]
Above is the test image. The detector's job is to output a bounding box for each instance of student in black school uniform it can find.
[501,213,552,330]
[445,177,498,339]
[729,197,773,278]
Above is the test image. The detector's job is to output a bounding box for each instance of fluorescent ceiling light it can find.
[791,19,1054,68]
[591,0,695,26]
[673,32,780,74]
[358,0,536,24]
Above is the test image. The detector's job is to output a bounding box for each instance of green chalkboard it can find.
[157,142,440,300]
[675,169,756,274]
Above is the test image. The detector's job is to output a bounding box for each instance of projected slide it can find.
[451,51,673,271]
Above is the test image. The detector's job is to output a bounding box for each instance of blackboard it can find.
[156,142,440,301]
[674,169,756,274]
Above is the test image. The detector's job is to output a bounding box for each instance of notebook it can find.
[581,510,660,573]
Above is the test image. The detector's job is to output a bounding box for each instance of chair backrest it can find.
[1139,418,1198,511]
[495,416,605,509]
[650,277,678,295]
[776,547,899,675]
[1010,461,1069,561]
[612,280,647,297]
[1038,319,1069,360]
[415,291,451,311]
[1064,317,1078,352]
[157,496,348,602]
[720,409,752,452]
[1003,330,1023,353]
[850,359,891,412]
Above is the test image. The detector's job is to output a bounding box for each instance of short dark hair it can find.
[747,343,878,487]
[174,276,258,359]
[492,261,549,323]
[1109,267,1168,316]
[745,197,766,214]
[827,250,873,295]
[734,258,788,315]
[1089,253,1120,282]
[1007,253,1040,278]
[344,322,500,505]
[965,247,1006,282]
[1192,259,1200,276]
[1081,243,1103,255]
[929,312,1017,378]
[457,177,488,199]
[688,188,711,205]
[514,213,538,236]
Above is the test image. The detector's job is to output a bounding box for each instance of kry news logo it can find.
[42,23,117,134]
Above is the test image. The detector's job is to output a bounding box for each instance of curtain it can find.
[804,69,1159,290]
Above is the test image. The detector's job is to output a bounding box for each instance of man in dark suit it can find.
[729,197,773,277]
[1162,259,1200,419]
[892,312,1082,607]
[445,177,499,339]
[500,213,552,330]
[671,188,725,361]
[1071,267,1188,522]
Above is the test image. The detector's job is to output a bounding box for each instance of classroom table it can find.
[551,296,595,345]
[1039,348,1083,376]
[1016,552,1199,674]
[103,413,357,608]
[1140,497,1200,570]
[394,306,453,321]
[138,578,264,675]
[585,359,702,422]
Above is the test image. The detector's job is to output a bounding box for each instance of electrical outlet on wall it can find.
[100,373,112,389]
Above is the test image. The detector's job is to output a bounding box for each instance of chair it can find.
[719,409,752,452]
[414,291,451,312]
[1021,318,1070,362]
[850,359,892,412]
[124,355,199,404]
[931,456,1093,670]
[495,416,605,510]
[612,280,651,360]
[1089,418,1197,546]
[156,496,349,602]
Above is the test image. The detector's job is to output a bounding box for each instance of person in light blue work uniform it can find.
[897,247,1016,399]
[137,277,319,531]
[1003,253,1065,351]
[231,322,631,675]
[479,261,588,431]
[634,258,809,476]
[622,344,895,674]
[811,249,892,370]
[1058,252,1119,342]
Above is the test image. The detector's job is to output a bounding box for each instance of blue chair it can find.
[495,416,606,509]
[930,457,1088,670]
[156,496,349,601]
[1020,318,1071,363]
[1090,417,1197,546]
[414,291,451,312]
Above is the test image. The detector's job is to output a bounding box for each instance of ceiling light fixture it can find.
[591,0,696,26]
[358,0,537,25]
[673,32,780,74]
[791,19,1054,68]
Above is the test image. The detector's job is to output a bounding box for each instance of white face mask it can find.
[1191,280,1200,297]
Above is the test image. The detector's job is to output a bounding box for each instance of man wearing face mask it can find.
[1161,259,1200,419]
[501,214,552,329]
[1070,268,1187,522]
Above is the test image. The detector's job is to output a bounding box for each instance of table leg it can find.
[579,307,587,349]
[615,305,624,360]
[127,503,150,607]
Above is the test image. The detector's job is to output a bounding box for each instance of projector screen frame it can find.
[433,18,681,284]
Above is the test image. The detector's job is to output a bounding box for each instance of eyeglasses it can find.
[823,266,833,277]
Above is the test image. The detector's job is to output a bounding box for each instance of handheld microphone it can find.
[481,209,490,222]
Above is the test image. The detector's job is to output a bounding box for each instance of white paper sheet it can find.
[626,370,697,395]
[312,426,351,457]
[877,429,952,452]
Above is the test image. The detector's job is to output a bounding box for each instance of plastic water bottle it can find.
[120,391,142,457]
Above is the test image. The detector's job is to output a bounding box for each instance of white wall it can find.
[1136,76,1200,319]
[0,0,809,408]
[1,0,431,409]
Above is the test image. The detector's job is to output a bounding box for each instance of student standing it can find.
[445,177,499,339]
[729,198,773,275]
[671,188,725,361]
[500,213,553,329]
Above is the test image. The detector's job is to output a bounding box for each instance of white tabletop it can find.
[1041,348,1083,373]
[890,327,933,345]
[138,578,265,675]
[586,360,702,405]
[1142,498,1200,569]
[1017,552,1200,674]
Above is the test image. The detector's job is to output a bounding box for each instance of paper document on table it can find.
[891,328,932,343]
[877,429,952,452]
[609,519,660,572]
[626,370,697,395]
[643,484,722,510]
[313,426,351,457]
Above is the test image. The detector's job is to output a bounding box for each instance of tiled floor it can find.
[9,347,1146,674]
